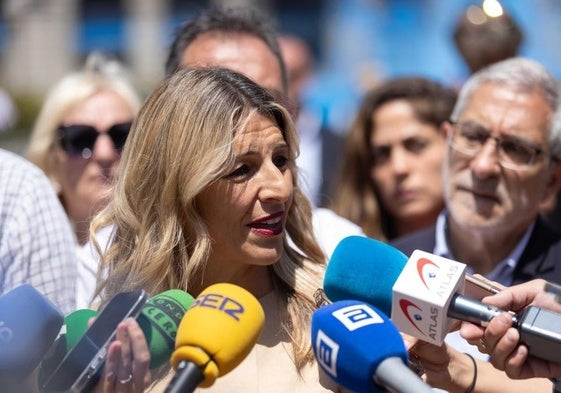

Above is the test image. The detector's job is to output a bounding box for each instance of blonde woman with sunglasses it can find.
[27,52,142,245]
[26,52,142,309]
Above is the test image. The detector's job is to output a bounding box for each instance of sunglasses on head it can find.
[57,121,132,158]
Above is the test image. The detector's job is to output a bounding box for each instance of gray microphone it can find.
[441,289,561,364]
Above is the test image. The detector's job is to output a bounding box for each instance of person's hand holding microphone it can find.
[460,279,561,379]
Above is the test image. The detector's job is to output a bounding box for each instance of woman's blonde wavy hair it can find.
[91,67,326,370]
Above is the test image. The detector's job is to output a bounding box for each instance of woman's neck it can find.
[192,264,274,299]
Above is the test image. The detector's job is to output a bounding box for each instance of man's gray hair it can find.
[451,57,561,159]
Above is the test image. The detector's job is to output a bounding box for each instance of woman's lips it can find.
[248,212,284,236]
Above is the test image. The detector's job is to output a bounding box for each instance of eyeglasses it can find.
[448,121,552,170]
[57,121,132,159]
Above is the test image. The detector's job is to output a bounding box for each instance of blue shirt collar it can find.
[433,210,534,287]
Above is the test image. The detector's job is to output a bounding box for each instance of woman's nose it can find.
[259,163,292,202]
[389,148,412,175]
[91,133,120,162]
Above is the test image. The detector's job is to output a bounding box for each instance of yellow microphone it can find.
[165,283,265,393]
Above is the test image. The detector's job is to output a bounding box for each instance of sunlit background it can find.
[1,0,560,152]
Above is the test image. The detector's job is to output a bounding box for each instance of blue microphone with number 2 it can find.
[311,300,432,393]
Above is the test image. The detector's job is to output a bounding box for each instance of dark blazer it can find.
[390,217,561,286]
[318,128,344,208]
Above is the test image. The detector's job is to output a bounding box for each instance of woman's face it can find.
[197,114,294,295]
[55,89,134,241]
[370,100,446,235]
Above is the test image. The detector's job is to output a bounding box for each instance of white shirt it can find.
[296,108,323,206]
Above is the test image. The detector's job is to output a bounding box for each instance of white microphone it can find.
[325,237,561,364]
[390,248,561,364]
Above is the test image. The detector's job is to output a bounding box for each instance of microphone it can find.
[311,299,433,393]
[40,289,194,393]
[324,235,407,317]
[38,308,100,387]
[165,283,265,393]
[63,309,99,350]
[137,289,195,369]
[324,236,561,364]
[0,284,63,384]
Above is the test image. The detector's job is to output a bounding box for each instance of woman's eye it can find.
[226,164,250,178]
[372,147,390,165]
[403,138,428,153]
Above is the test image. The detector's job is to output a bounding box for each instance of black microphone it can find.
[40,289,195,393]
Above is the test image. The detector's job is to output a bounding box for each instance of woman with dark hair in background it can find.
[331,77,457,240]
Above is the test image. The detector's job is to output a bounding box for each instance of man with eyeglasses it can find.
[393,56,561,288]
[391,57,561,392]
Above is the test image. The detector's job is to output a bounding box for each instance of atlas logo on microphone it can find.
[416,257,460,299]
[392,249,466,344]
[416,258,439,290]
[398,299,439,340]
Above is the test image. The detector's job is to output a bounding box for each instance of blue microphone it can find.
[311,300,431,393]
[324,236,406,316]
[0,284,64,383]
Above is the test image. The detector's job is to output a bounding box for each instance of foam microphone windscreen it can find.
[311,300,408,393]
[137,289,195,368]
[0,284,63,382]
[171,283,265,387]
[324,236,407,316]
[64,309,99,350]
[39,289,194,391]
[37,308,99,388]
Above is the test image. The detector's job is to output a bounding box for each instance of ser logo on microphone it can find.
[193,293,244,321]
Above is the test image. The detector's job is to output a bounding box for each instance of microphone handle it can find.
[375,357,433,393]
[449,295,561,364]
[164,360,205,393]
[448,293,506,326]
[517,306,561,363]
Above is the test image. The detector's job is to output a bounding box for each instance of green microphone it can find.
[38,289,195,387]
[37,308,99,387]
[64,309,99,350]
[137,289,195,368]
